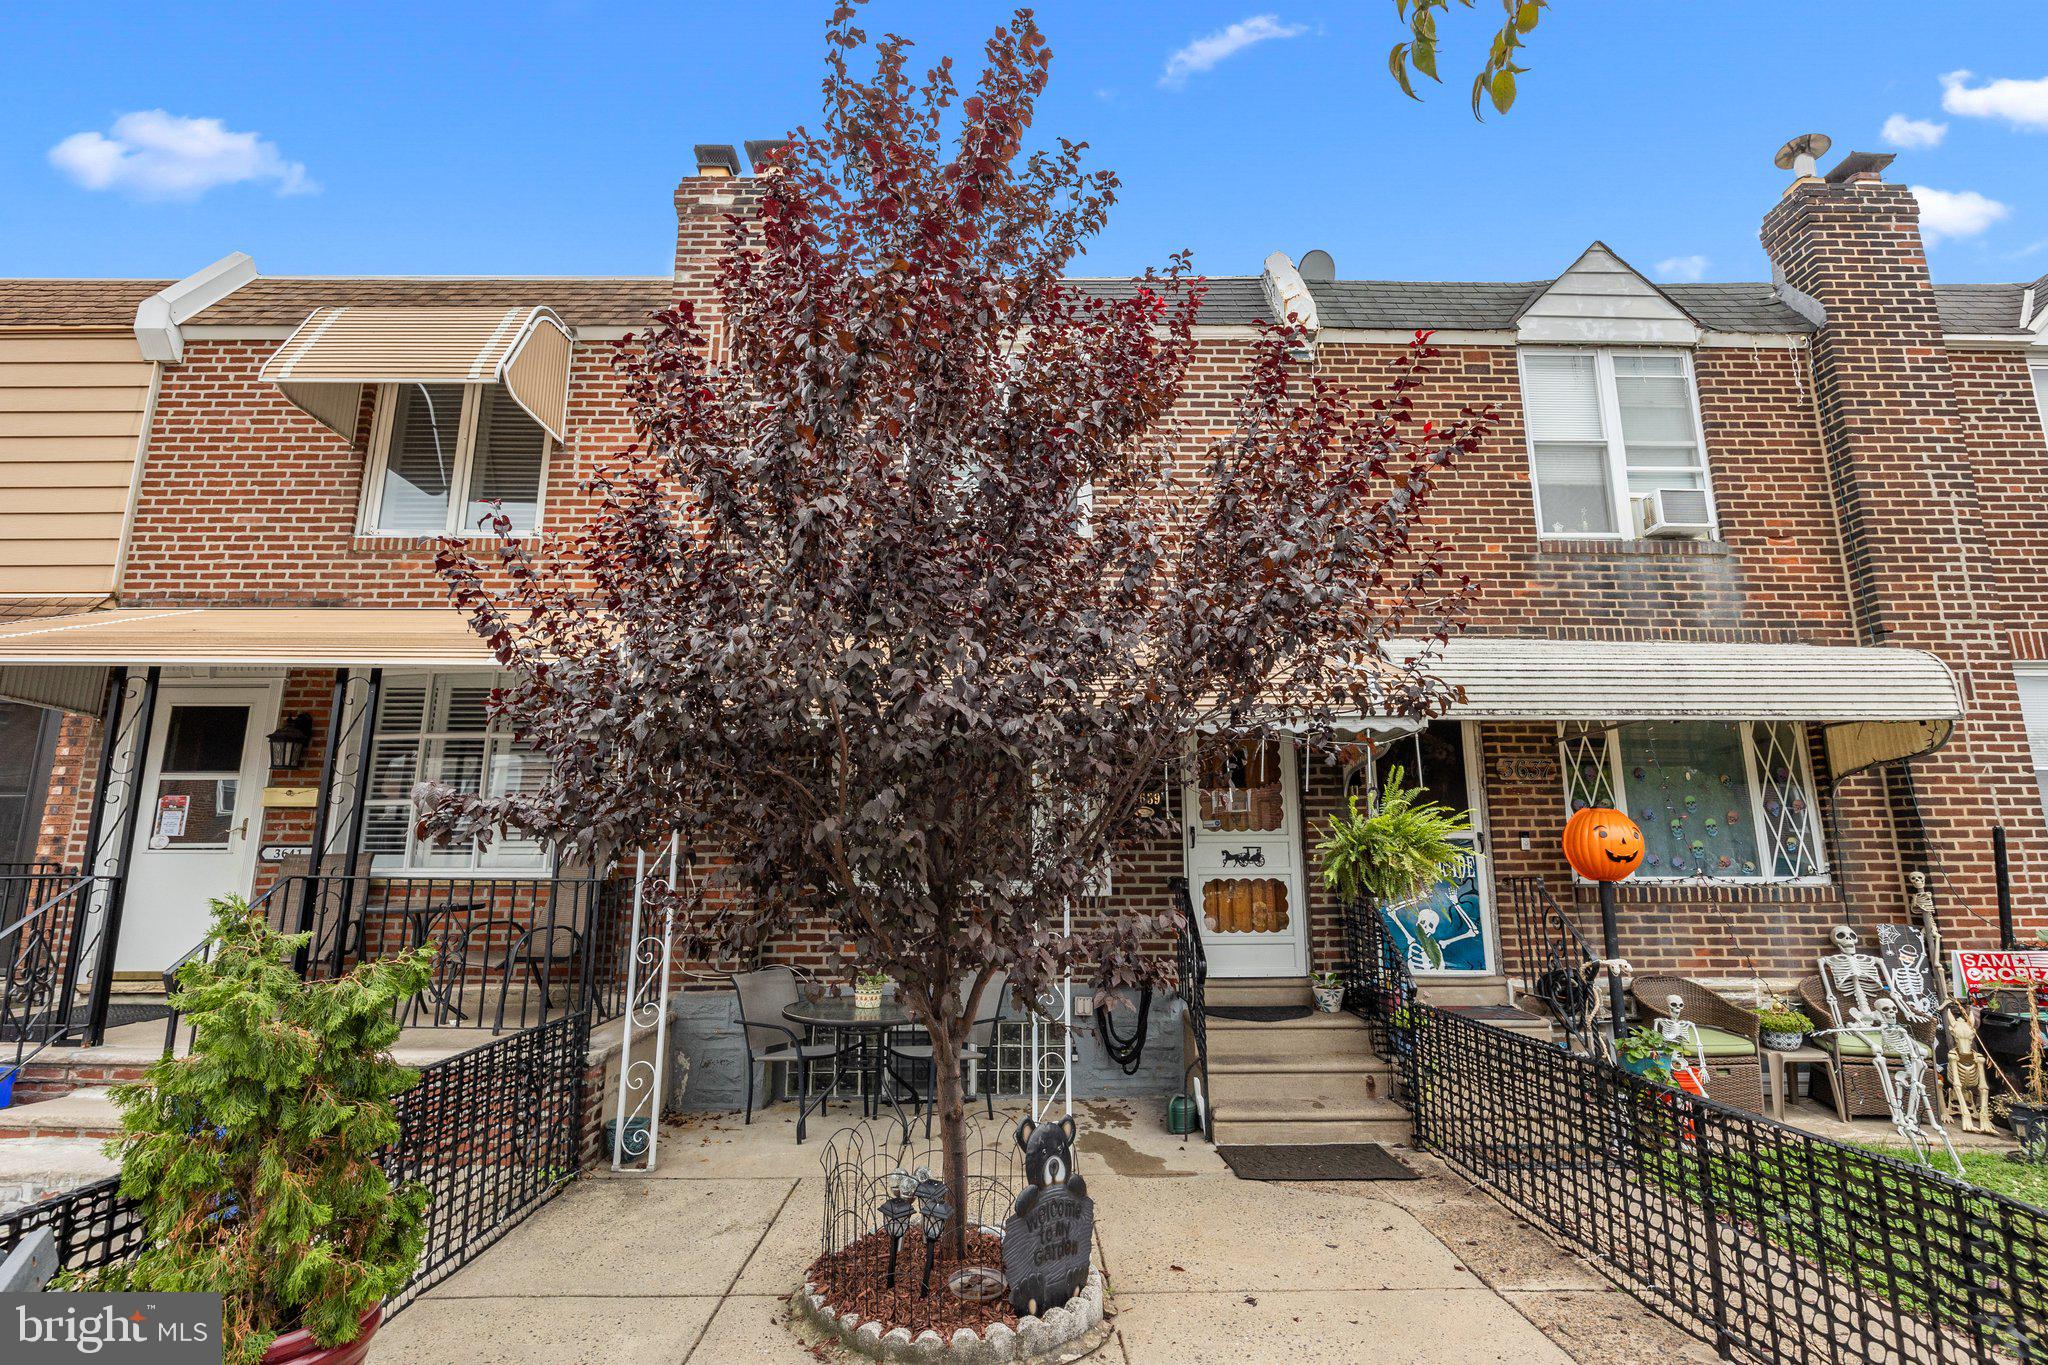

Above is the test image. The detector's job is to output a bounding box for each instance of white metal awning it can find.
[260,305,575,441]
[1375,636,1962,777]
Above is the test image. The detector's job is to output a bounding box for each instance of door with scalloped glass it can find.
[1184,737,1308,979]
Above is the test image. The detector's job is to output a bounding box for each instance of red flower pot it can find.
[261,1305,383,1365]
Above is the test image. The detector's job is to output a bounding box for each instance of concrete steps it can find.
[1190,983,1411,1146]
[1416,974,1511,1007]
[0,1137,119,1217]
[1205,976,1312,1008]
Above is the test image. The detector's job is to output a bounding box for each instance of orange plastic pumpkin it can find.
[1563,807,1644,882]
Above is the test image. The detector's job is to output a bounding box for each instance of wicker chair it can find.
[1631,975,1766,1114]
[1796,974,1937,1122]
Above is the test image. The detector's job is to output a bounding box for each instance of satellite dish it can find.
[1299,249,1336,282]
[1772,133,1832,173]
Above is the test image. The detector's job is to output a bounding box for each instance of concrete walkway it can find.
[380,1099,1718,1364]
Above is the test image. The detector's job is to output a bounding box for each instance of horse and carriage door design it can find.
[1184,737,1309,979]
[1360,721,1496,976]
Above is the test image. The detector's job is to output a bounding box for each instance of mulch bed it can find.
[807,1227,1019,1338]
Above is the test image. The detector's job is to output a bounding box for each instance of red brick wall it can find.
[31,167,2039,991]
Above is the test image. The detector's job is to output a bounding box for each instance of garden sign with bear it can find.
[1002,1115,1094,1316]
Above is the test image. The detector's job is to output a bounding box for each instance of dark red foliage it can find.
[422,1,1492,1214]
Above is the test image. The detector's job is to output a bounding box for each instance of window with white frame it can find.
[360,383,550,536]
[2014,670,2048,821]
[361,673,547,873]
[1520,349,1716,539]
[1559,720,1824,880]
[2032,362,2048,445]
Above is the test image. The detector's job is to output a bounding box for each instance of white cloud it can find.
[1159,15,1306,89]
[1881,113,1947,149]
[1654,254,1710,283]
[1940,70,2048,130]
[1909,185,2010,244]
[49,111,316,200]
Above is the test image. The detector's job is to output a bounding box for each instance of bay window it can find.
[361,383,550,536]
[1559,720,1824,881]
[362,673,547,873]
[1520,349,1716,539]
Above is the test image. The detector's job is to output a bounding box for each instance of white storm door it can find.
[1185,737,1309,979]
[116,685,276,974]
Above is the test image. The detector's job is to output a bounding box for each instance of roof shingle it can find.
[0,279,171,328]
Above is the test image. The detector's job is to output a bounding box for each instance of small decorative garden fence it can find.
[0,1010,590,1315]
[1342,894,2048,1364]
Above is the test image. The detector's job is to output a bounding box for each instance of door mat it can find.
[1205,1005,1312,1022]
[1439,1004,1539,1022]
[1218,1143,1417,1182]
[0,1001,171,1042]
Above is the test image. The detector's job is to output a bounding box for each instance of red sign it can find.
[1953,950,2048,995]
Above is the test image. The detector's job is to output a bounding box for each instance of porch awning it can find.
[260,306,574,441]
[0,610,496,710]
[1394,636,1962,776]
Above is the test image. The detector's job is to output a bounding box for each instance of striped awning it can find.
[0,609,495,668]
[260,306,574,441]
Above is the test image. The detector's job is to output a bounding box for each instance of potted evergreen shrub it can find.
[1316,765,1472,921]
[1756,1006,1813,1052]
[76,896,434,1364]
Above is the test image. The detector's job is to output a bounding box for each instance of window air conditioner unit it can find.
[1639,487,1713,538]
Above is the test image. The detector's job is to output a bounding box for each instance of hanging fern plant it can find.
[1316,765,1473,906]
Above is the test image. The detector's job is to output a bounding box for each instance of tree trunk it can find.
[929,1014,971,1262]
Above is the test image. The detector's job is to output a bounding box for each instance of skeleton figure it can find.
[1942,999,1992,1133]
[1391,900,1481,974]
[1654,993,1710,1095]
[1890,939,1936,1019]
[1821,924,1923,1022]
[1835,999,1962,1174]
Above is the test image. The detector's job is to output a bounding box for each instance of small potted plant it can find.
[853,970,890,1011]
[1616,1025,1679,1085]
[1756,1005,1812,1052]
[74,896,433,1364]
[1310,970,1344,1013]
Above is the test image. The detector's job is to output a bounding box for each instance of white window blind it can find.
[2016,671,2048,821]
[364,384,550,536]
[2032,364,2048,445]
[1518,349,1716,539]
[362,673,548,873]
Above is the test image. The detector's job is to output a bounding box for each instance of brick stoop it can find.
[1191,984,1412,1147]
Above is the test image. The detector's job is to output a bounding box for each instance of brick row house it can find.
[0,141,2045,1118]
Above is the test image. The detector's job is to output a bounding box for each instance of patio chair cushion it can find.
[1692,1026,1757,1058]
[1821,1030,1878,1058]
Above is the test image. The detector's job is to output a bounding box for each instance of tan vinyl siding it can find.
[0,329,152,605]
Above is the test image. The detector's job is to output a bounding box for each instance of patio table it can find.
[1763,1044,1830,1121]
[783,996,917,1141]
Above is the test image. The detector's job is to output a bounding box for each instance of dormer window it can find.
[361,382,550,537]
[1519,348,1717,540]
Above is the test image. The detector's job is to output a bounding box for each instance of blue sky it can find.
[5,2,2046,286]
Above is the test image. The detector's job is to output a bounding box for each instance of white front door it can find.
[1184,737,1308,978]
[115,684,276,974]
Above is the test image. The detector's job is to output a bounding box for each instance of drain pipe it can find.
[1995,825,2017,949]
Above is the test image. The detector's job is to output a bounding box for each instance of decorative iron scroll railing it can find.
[0,1010,590,1316]
[1170,875,1209,1137]
[1,874,123,1076]
[1501,873,1607,1050]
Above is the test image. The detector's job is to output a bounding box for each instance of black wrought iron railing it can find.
[1502,874,1606,1050]
[1389,998,2048,1362]
[1170,876,1210,1137]
[2,874,121,1074]
[1339,896,1419,1100]
[0,1010,591,1315]
[238,874,629,1036]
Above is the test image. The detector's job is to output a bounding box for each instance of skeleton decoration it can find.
[1821,924,1925,1023]
[1877,923,1940,1021]
[1653,994,1710,1096]
[1942,999,1992,1133]
[1831,999,1962,1174]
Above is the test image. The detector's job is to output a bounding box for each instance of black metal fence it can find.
[247,874,629,1035]
[1171,876,1210,1134]
[2,875,121,1070]
[0,1010,590,1315]
[1336,893,2048,1364]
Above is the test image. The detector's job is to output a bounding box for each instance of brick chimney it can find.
[1761,146,2046,932]
[673,144,765,353]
